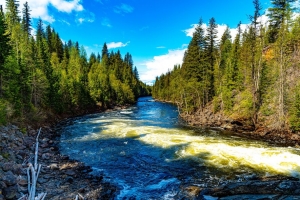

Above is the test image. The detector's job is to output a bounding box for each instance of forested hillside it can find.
[0,0,150,125]
[153,0,300,132]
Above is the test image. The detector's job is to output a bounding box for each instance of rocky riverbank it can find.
[0,124,116,199]
[178,176,300,199]
[180,103,300,147]
[177,105,300,199]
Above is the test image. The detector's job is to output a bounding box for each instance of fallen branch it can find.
[26,128,47,200]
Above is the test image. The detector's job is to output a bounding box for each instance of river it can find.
[58,96,300,199]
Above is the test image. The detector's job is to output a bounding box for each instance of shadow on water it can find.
[59,130,215,198]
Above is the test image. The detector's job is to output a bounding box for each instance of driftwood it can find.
[18,128,47,200]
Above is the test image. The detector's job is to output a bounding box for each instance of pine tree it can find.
[102,42,109,59]
[205,17,218,100]
[5,0,20,30]
[231,21,243,89]
[21,1,31,36]
[46,25,53,54]
[267,0,296,43]
[113,50,123,81]
[133,66,139,80]
[268,0,294,129]
[0,7,10,97]
[182,32,201,81]
[215,27,233,111]
[248,0,264,125]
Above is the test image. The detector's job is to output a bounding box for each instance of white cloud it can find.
[76,11,95,24]
[0,0,84,23]
[59,20,71,26]
[50,0,83,13]
[293,0,300,10]
[107,41,130,49]
[139,48,186,84]
[114,3,134,14]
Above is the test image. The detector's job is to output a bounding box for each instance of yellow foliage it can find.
[263,47,274,61]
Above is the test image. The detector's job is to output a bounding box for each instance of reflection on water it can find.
[58,96,300,199]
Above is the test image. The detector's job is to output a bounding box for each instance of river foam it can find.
[78,117,300,178]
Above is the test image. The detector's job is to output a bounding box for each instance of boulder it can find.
[17,176,28,186]
[3,185,17,200]
[64,169,76,176]
[2,171,16,186]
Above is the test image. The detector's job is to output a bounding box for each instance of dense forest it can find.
[0,0,150,125]
[153,0,300,132]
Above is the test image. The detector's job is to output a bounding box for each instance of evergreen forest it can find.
[0,0,150,125]
[153,0,300,132]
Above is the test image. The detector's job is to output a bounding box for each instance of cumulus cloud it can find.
[50,0,83,13]
[0,0,84,23]
[76,11,95,24]
[114,3,134,14]
[107,41,130,49]
[139,48,186,84]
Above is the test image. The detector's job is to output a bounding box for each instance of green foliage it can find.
[1,152,10,159]
[0,99,8,125]
[232,90,253,119]
[289,86,300,131]
[0,3,150,124]
[267,0,296,43]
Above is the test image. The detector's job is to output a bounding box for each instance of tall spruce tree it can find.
[205,17,218,101]
[21,1,31,36]
[182,32,201,81]
[267,0,296,43]
[247,0,264,125]
[0,6,10,97]
[102,42,109,59]
[5,0,19,30]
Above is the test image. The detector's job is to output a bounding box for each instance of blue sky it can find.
[0,0,284,84]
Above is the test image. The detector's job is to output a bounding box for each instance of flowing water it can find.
[58,96,300,199]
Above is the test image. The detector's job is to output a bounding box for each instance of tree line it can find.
[0,0,150,124]
[153,0,300,132]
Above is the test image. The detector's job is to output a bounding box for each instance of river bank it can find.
[0,124,116,199]
[179,102,300,147]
